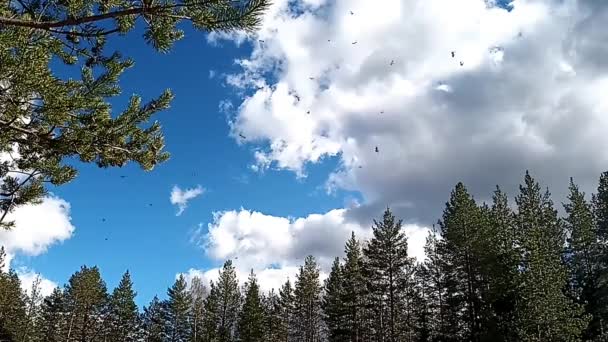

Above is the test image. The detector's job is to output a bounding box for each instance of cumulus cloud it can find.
[0,196,75,268]
[187,208,428,291]
[170,185,205,216]
[17,268,58,297]
[217,0,608,225]
[0,196,74,295]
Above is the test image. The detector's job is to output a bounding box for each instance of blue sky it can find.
[6,0,608,309]
[11,26,353,305]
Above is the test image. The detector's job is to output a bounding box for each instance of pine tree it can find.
[262,289,282,342]
[419,227,459,341]
[0,262,27,341]
[412,264,431,342]
[515,172,588,341]
[363,208,416,342]
[203,281,220,342]
[481,186,519,341]
[277,279,295,342]
[107,271,139,342]
[437,183,488,341]
[37,287,66,342]
[323,257,347,342]
[165,275,192,341]
[20,275,45,342]
[188,276,208,342]
[0,0,270,229]
[239,270,265,342]
[216,260,241,342]
[293,255,324,342]
[141,296,165,342]
[62,265,109,342]
[592,172,608,339]
[341,233,365,342]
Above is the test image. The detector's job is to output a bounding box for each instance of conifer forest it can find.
[0,171,606,342]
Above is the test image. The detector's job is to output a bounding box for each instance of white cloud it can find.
[0,196,74,294]
[217,0,608,225]
[188,208,428,291]
[17,268,58,298]
[0,196,75,266]
[170,185,205,216]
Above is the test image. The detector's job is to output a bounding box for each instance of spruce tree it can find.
[239,270,265,342]
[107,271,139,342]
[363,208,416,342]
[515,172,588,341]
[323,257,347,342]
[165,275,192,341]
[216,260,241,342]
[203,281,220,342]
[341,233,365,342]
[62,265,109,342]
[437,183,488,341]
[481,186,519,341]
[141,296,165,342]
[293,255,324,342]
[188,276,207,342]
[277,279,295,342]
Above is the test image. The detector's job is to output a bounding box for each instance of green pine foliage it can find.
[341,233,366,342]
[277,279,296,342]
[293,255,324,342]
[514,172,588,342]
[107,271,139,341]
[323,257,347,342]
[239,270,265,342]
[165,275,193,341]
[189,276,207,342]
[261,289,282,342]
[363,208,416,342]
[141,296,166,342]
[62,265,109,341]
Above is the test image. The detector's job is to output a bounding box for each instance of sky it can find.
[2,0,608,307]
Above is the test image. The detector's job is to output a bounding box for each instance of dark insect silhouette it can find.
[120,175,126,179]
[352,41,358,45]
[350,11,354,15]
[328,39,331,42]
[294,94,301,102]
[102,218,106,222]
[259,39,265,43]
[375,146,379,153]
[358,165,363,169]
[149,203,153,207]
[390,60,394,66]
[309,76,315,80]
[451,51,455,58]
[239,133,247,139]
[460,61,464,66]
[380,111,384,114]
[306,110,311,114]
[105,238,108,241]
